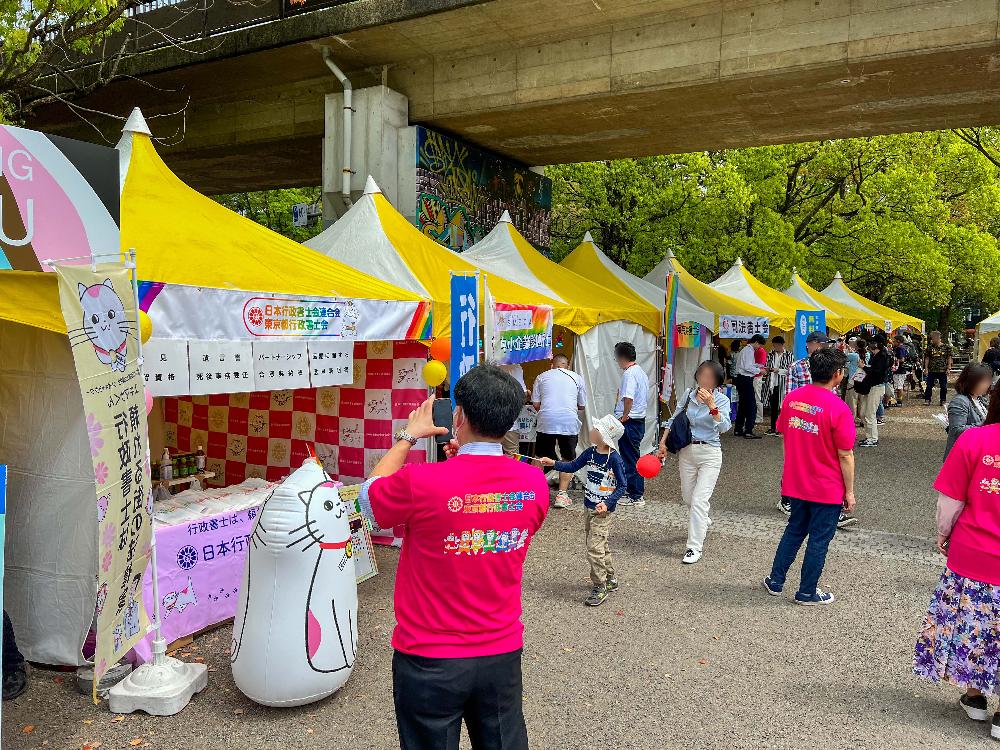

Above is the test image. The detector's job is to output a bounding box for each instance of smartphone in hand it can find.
[432,398,454,445]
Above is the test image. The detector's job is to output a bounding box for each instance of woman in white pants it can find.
[658,361,732,564]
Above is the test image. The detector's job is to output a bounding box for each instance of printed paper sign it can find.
[491,303,553,365]
[242,297,360,338]
[308,340,354,387]
[188,340,254,395]
[515,405,538,442]
[252,340,311,391]
[143,338,190,396]
[349,514,378,583]
[718,315,770,339]
[55,263,152,698]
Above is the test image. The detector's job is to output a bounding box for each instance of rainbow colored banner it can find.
[491,303,553,365]
[674,321,706,348]
[661,272,679,403]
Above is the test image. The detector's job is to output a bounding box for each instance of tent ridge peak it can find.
[123,107,151,136]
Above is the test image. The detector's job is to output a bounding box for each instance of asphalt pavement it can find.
[6,397,996,750]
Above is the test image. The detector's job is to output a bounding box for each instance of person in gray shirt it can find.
[944,363,993,460]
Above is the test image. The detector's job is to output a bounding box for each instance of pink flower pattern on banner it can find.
[86,413,104,458]
[94,461,109,486]
[97,658,107,677]
[101,522,117,549]
[101,550,113,572]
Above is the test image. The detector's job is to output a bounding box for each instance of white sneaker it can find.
[682,549,702,564]
[552,491,571,509]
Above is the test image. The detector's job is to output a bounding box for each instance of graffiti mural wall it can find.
[415,126,551,253]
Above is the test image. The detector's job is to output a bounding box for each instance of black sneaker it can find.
[606,578,619,592]
[777,498,791,515]
[837,513,857,529]
[959,693,989,721]
[585,586,607,607]
[743,433,763,440]
[765,429,779,436]
[2,666,27,701]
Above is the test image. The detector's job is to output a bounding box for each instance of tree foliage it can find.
[549,131,1000,330]
[214,187,324,244]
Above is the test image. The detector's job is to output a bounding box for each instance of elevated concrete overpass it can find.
[30,0,1000,193]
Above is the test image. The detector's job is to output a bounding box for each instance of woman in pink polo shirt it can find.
[914,384,1000,739]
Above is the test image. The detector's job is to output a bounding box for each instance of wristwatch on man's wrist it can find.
[393,428,418,446]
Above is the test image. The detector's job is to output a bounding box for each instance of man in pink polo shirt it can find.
[764,347,857,605]
[359,365,549,750]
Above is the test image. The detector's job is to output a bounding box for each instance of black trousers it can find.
[533,432,578,462]
[393,649,528,750]
[769,386,782,432]
[734,375,758,434]
[3,611,24,678]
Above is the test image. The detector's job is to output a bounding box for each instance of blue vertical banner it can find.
[450,273,479,404]
[794,310,827,359]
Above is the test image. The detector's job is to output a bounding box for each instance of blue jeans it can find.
[619,418,645,499]
[924,372,947,404]
[768,497,841,598]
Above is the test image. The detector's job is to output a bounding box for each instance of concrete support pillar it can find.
[322,86,410,225]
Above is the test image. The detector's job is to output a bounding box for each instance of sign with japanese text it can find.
[142,338,190,396]
[489,303,553,365]
[243,297,362,338]
[252,340,310,391]
[188,340,254,395]
[794,310,827,360]
[307,340,354,387]
[55,262,152,697]
[718,315,770,340]
[450,274,479,404]
[674,321,706,349]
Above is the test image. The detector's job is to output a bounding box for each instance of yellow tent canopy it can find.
[820,272,924,332]
[784,272,877,333]
[0,271,64,334]
[561,232,666,310]
[709,258,822,332]
[643,252,774,329]
[465,216,661,335]
[304,180,562,339]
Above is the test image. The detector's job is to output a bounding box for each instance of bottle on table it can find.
[196,445,205,472]
[160,448,172,481]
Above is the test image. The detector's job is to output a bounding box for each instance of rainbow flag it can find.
[661,272,679,403]
[510,453,536,464]
[405,301,433,340]
[674,321,705,348]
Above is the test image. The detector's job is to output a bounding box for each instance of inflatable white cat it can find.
[231,458,358,706]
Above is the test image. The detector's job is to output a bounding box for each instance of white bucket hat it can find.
[593,414,625,448]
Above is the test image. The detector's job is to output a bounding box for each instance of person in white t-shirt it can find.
[531,355,587,508]
[613,341,650,507]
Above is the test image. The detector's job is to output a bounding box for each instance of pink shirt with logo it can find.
[367,450,549,658]
[934,423,1000,585]
[777,384,856,504]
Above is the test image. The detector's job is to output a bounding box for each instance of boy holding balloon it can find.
[538,415,627,607]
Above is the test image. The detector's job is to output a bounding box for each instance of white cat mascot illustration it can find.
[230,458,358,707]
[69,279,131,372]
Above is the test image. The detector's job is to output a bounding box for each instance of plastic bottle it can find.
[160,448,173,481]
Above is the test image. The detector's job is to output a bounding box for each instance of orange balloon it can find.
[429,337,451,362]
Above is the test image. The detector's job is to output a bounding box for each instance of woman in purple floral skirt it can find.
[914,385,1000,740]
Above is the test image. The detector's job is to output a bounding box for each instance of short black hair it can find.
[809,348,847,384]
[694,360,726,389]
[454,365,523,439]
[771,336,785,345]
[614,342,636,362]
[749,334,766,345]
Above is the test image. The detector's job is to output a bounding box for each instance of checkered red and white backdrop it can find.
[162,340,429,542]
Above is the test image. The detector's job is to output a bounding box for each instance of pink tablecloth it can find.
[133,506,259,662]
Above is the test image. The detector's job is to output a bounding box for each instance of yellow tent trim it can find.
[0,271,65,334]
[733,265,821,332]
[834,279,924,332]
[790,273,876,333]
[503,225,661,334]
[669,257,773,325]
[122,136,420,303]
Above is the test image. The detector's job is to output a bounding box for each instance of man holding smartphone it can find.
[358,365,549,750]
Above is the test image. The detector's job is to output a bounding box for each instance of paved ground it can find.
[7,398,997,750]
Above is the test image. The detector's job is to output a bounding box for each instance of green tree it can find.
[214,187,325,243]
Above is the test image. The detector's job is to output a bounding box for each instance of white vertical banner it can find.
[483,278,497,364]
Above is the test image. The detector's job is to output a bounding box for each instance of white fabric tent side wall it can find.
[573,322,658,454]
[1,322,95,665]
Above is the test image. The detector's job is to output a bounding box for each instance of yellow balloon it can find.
[139,311,153,344]
[422,360,447,387]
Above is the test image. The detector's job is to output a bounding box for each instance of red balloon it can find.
[636,454,662,479]
[429,337,451,362]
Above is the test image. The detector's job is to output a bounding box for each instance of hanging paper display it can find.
[143,338,190,396]
[308,340,354,387]
[54,262,152,699]
[188,340,254,395]
[674,321,706,349]
[718,315,770,339]
[252,340,311,391]
[490,303,553,365]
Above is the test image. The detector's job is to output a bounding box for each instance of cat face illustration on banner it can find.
[70,279,133,372]
[230,459,358,706]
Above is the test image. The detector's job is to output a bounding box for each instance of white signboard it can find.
[188,340,254,395]
[516,404,538,442]
[252,340,311,391]
[718,315,770,339]
[143,338,190,396]
[308,340,355,387]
